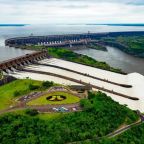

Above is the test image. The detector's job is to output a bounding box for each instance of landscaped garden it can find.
[0,77,142,144]
[0,79,54,110]
[27,91,80,105]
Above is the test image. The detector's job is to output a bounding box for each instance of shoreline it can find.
[101,41,144,58]
[5,31,144,58]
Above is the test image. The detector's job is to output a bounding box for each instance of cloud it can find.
[1,0,144,5]
[0,0,144,24]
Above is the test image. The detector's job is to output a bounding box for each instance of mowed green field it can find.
[27,91,80,106]
[0,79,42,110]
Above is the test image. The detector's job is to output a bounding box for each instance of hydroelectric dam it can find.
[1,31,144,112]
[5,31,144,47]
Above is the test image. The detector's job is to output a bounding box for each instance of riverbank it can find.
[87,42,107,51]
[9,57,144,111]
[47,47,124,74]
[75,46,144,75]
[12,45,124,74]
[100,35,144,58]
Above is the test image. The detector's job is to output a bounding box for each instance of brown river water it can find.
[75,46,144,75]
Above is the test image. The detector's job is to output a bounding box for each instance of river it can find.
[75,47,144,75]
[0,24,144,75]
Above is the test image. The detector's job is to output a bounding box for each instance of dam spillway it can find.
[3,31,144,112]
[8,57,144,112]
[0,51,48,73]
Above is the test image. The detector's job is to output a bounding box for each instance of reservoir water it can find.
[0,24,144,75]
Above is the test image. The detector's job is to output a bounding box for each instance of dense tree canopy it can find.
[81,123,144,144]
[0,92,138,144]
[101,35,144,57]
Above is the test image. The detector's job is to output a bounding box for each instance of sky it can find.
[0,0,144,24]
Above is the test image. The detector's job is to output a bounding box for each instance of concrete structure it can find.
[5,31,144,47]
[0,51,48,73]
[9,58,144,112]
[3,31,144,112]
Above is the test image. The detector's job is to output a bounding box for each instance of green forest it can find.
[81,122,144,144]
[0,91,139,144]
[87,43,107,51]
[101,35,144,57]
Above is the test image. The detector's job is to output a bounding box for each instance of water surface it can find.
[0,24,144,75]
[75,46,144,75]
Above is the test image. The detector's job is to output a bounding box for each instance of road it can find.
[68,119,142,144]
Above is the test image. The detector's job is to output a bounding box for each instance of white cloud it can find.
[0,0,144,24]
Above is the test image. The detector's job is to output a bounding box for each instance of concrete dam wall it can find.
[5,31,144,47]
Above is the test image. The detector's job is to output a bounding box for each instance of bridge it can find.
[0,51,48,73]
[5,31,144,47]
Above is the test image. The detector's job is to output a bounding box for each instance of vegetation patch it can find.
[47,47,123,73]
[101,35,144,57]
[27,91,80,105]
[87,42,107,51]
[0,79,55,110]
[25,109,39,116]
[0,91,139,144]
[20,45,124,73]
[90,123,144,144]
[0,79,42,110]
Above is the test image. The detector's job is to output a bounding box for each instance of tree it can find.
[25,109,39,116]
[29,84,40,90]
[13,90,20,97]
[42,81,53,88]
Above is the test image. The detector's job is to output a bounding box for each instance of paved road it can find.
[107,119,141,138]
[0,89,82,114]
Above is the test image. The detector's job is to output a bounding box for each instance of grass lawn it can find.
[27,91,80,106]
[0,109,65,121]
[36,113,65,120]
[0,79,42,110]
